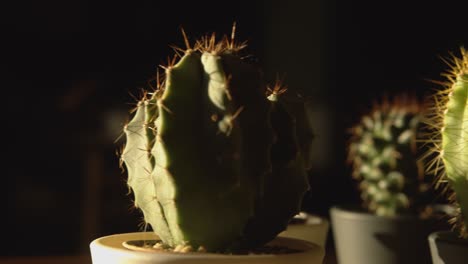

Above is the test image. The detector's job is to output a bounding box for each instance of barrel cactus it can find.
[348,97,429,216]
[120,28,311,252]
[424,47,468,238]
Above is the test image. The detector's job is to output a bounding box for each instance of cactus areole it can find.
[426,48,468,238]
[120,29,311,252]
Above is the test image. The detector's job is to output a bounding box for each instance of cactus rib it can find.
[120,28,311,252]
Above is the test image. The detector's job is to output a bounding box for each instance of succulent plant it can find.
[120,27,311,253]
[424,47,468,238]
[348,97,430,216]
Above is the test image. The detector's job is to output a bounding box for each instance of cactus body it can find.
[426,48,468,238]
[349,99,425,216]
[121,33,310,252]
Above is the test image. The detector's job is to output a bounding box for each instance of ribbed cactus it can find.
[348,97,428,216]
[424,47,468,238]
[120,28,311,252]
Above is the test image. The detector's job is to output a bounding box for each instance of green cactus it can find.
[424,47,468,238]
[348,97,429,216]
[121,29,310,252]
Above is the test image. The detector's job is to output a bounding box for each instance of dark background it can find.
[3,0,467,256]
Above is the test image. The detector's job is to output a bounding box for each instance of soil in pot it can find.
[122,238,303,254]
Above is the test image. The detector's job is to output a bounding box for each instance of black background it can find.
[3,0,467,256]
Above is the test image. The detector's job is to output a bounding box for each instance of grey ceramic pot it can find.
[330,205,446,264]
[428,231,468,264]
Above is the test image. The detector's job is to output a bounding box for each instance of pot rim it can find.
[290,211,329,225]
[330,204,451,222]
[429,230,468,245]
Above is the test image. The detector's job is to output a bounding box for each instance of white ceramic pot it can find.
[90,232,324,264]
[279,212,329,248]
[428,231,468,264]
[330,205,445,264]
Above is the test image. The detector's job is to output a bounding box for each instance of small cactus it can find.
[424,47,468,238]
[348,97,429,216]
[120,27,311,252]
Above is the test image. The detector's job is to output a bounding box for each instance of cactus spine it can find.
[348,97,427,216]
[425,47,468,238]
[121,29,310,252]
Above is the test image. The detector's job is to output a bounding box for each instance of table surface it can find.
[0,255,92,264]
[0,251,337,264]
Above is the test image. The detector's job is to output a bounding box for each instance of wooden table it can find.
[0,255,92,264]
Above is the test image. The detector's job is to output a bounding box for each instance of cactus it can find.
[120,28,311,252]
[348,97,429,216]
[424,47,468,238]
